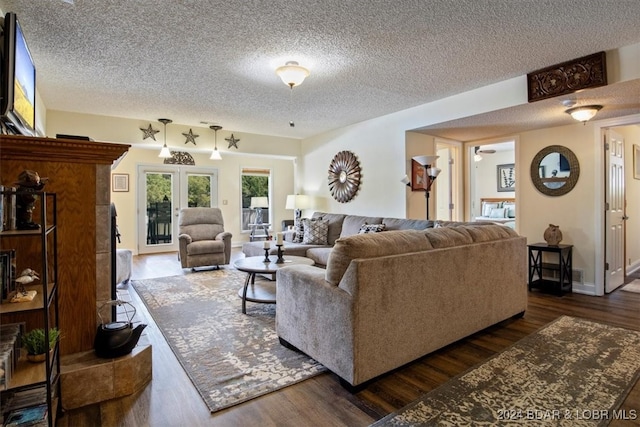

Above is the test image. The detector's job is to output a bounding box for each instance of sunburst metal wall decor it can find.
[328,150,361,203]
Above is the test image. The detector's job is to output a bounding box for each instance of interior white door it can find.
[604,130,625,293]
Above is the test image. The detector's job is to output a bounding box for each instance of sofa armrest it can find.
[178,233,192,244]
[177,234,192,268]
[276,265,354,378]
[215,231,233,263]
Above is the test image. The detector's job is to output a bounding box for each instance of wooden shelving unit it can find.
[1,191,60,426]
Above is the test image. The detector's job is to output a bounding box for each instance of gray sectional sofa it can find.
[275,224,528,389]
[241,212,434,266]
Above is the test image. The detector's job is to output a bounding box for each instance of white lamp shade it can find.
[158,145,171,158]
[276,61,310,87]
[400,175,411,185]
[250,197,269,209]
[285,194,311,210]
[427,167,442,178]
[412,155,439,166]
[209,149,222,160]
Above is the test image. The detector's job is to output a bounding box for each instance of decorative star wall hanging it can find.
[226,134,240,149]
[140,124,160,141]
[182,129,199,145]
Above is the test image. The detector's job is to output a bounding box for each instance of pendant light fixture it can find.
[209,125,222,160]
[158,118,172,158]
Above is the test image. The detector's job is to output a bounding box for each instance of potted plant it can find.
[22,327,60,362]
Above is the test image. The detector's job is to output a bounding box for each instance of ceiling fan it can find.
[474,146,495,162]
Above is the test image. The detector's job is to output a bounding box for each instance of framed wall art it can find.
[497,163,515,192]
[411,159,426,191]
[112,173,129,192]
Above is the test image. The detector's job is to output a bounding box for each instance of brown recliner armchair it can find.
[178,208,232,270]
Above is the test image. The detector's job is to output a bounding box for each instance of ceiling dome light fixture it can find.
[276,61,310,88]
[565,105,603,123]
[158,118,172,158]
[209,125,222,160]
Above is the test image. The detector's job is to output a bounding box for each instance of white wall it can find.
[300,76,527,218]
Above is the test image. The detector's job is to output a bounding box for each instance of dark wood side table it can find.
[528,243,573,295]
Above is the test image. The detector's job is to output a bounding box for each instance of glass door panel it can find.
[138,166,179,254]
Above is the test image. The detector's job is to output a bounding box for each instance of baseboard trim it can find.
[572,281,597,296]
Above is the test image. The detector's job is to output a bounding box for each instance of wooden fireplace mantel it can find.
[0,134,129,164]
[0,135,130,355]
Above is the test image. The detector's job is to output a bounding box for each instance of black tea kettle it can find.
[94,300,147,358]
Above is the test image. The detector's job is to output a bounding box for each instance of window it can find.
[241,168,271,231]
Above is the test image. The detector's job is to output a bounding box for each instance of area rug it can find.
[372,316,640,426]
[621,279,640,293]
[131,269,326,413]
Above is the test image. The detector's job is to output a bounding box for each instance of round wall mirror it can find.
[530,145,580,196]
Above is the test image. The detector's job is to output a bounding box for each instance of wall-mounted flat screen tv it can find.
[1,12,36,136]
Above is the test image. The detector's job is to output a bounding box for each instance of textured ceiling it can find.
[1,0,640,141]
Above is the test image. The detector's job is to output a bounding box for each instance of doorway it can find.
[137,164,218,254]
[468,140,516,222]
[593,114,640,296]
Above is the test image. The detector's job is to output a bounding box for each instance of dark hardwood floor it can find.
[58,250,640,427]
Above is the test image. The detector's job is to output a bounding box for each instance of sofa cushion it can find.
[358,223,386,234]
[423,227,473,248]
[306,247,332,267]
[187,239,225,255]
[325,230,433,285]
[340,215,383,237]
[302,218,329,245]
[382,217,434,231]
[312,212,347,245]
[464,224,518,242]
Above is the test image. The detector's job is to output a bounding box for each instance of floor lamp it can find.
[402,155,441,220]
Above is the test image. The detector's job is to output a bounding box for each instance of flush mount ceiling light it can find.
[276,61,310,88]
[565,105,603,123]
[158,118,172,158]
[209,125,222,160]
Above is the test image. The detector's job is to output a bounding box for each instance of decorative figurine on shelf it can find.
[544,224,563,246]
[11,268,39,302]
[15,170,48,230]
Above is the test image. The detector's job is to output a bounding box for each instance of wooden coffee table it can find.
[234,255,315,314]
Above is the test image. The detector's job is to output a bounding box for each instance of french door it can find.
[137,165,218,254]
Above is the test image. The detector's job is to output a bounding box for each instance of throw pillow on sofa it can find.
[292,218,306,243]
[302,218,329,245]
[358,223,386,234]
